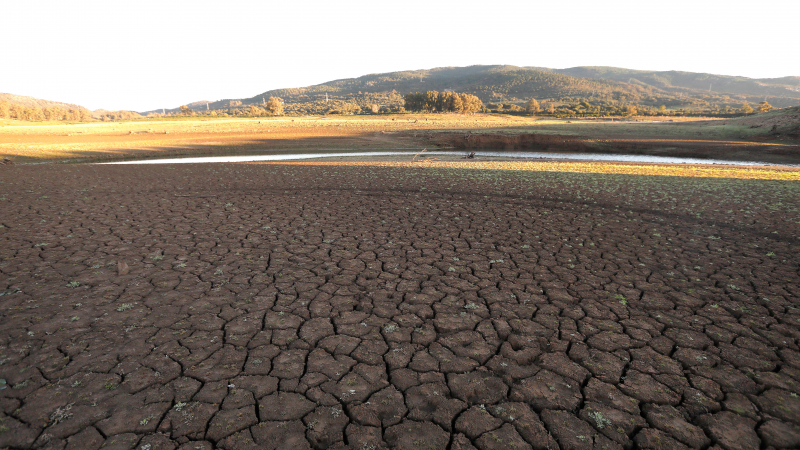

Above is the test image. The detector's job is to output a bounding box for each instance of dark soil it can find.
[434,132,800,165]
[1,162,799,449]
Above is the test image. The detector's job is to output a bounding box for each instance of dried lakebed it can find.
[0,161,799,450]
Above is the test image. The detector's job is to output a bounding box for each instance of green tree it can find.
[43,107,65,121]
[338,103,360,115]
[403,91,481,113]
[741,102,754,114]
[757,101,773,113]
[180,105,191,115]
[22,107,44,121]
[0,101,9,119]
[422,91,438,112]
[526,98,540,115]
[459,94,483,113]
[545,103,555,114]
[9,104,24,120]
[403,91,439,112]
[403,93,422,111]
[266,97,284,115]
[438,92,464,112]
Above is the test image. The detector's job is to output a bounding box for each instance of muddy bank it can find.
[434,132,591,151]
[433,132,800,164]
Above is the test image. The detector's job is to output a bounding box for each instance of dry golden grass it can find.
[255,160,800,181]
[0,115,526,161]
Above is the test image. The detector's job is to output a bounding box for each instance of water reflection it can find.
[100,151,795,167]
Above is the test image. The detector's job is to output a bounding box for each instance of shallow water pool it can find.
[99,150,797,167]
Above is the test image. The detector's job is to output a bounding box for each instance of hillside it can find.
[688,105,800,139]
[239,65,657,112]
[550,66,800,101]
[249,65,635,101]
[0,93,89,111]
[0,94,144,122]
[161,65,800,116]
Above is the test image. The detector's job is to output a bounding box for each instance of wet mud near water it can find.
[433,132,800,166]
[1,162,799,449]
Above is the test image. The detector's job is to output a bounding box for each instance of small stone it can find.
[118,261,130,275]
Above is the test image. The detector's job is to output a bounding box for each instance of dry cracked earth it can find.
[1,162,799,450]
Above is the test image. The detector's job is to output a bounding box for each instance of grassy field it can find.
[0,115,499,162]
[0,113,798,163]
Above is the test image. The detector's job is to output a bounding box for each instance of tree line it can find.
[492,97,776,118]
[0,101,92,121]
[175,94,409,117]
[740,101,773,114]
[178,97,286,117]
[2,93,777,123]
[403,91,483,113]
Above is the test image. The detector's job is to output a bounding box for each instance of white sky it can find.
[3,0,798,112]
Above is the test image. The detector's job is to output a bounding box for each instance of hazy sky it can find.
[4,0,798,112]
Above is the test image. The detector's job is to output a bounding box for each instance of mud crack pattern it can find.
[0,162,799,449]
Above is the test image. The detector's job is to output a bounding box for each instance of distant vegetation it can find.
[3,65,798,123]
[91,109,143,121]
[551,66,800,100]
[0,93,141,123]
[0,100,92,121]
[265,97,284,115]
[160,65,799,119]
[403,91,483,113]
[0,93,87,112]
[0,93,94,122]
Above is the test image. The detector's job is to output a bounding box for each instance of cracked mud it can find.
[1,161,799,450]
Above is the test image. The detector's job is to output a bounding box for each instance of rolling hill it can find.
[162,65,800,116]
[0,93,144,122]
[0,93,89,112]
[548,66,800,99]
